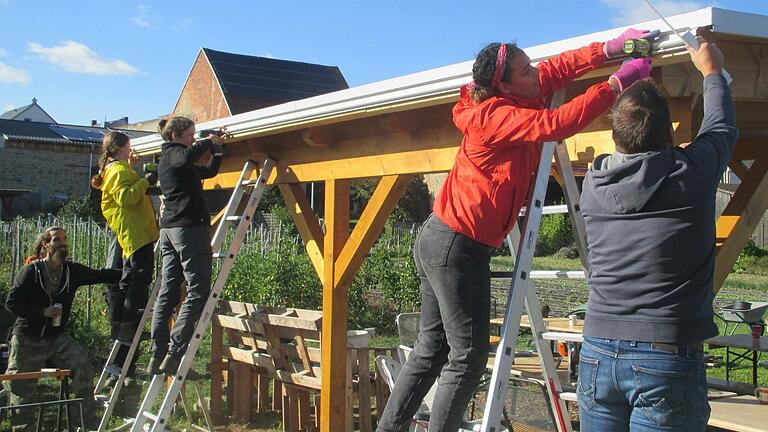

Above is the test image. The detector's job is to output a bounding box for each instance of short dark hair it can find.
[470,42,523,103]
[610,79,672,153]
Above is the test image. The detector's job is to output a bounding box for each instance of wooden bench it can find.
[209,301,395,432]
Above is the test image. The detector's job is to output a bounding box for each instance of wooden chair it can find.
[215,301,379,431]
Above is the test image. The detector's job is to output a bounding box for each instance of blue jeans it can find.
[577,337,710,431]
[377,214,492,432]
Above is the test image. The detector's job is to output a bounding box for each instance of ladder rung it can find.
[559,392,577,402]
[142,411,158,422]
[94,394,109,406]
[225,216,242,222]
[241,179,260,186]
[490,270,585,279]
[541,332,584,343]
[105,365,121,376]
[519,204,569,216]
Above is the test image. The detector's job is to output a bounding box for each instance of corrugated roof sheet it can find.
[0,118,153,145]
[203,48,349,114]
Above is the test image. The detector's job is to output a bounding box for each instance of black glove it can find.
[144,171,158,186]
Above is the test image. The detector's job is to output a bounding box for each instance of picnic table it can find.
[705,334,768,387]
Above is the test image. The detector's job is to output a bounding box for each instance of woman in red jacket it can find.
[377,29,654,432]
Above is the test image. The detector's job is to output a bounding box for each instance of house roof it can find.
[0,103,34,120]
[1,99,57,123]
[202,48,349,114]
[0,118,153,146]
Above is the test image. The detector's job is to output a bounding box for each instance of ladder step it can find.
[105,365,121,376]
[142,411,158,422]
[519,204,569,216]
[490,270,585,279]
[225,216,242,222]
[541,332,584,343]
[559,392,578,402]
[241,179,260,186]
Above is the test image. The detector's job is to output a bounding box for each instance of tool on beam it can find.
[642,0,733,84]
[623,38,652,58]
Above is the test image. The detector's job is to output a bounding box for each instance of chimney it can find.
[91,120,98,127]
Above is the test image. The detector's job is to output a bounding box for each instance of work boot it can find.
[146,355,163,375]
[117,320,138,343]
[159,353,181,376]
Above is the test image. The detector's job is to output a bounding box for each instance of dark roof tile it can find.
[202,48,348,114]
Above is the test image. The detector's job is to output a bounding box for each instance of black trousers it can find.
[106,237,153,374]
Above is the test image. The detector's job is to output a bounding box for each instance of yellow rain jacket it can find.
[100,160,159,258]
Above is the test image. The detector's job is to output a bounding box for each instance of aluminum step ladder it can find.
[480,91,589,432]
[98,158,274,432]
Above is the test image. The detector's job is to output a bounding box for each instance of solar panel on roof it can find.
[49,125,105,141]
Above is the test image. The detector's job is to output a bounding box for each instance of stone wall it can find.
[0,140,96,215]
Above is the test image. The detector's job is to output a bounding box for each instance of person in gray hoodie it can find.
[577,39,737,431]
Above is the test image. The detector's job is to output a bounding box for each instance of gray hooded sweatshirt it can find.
[581,74,738,344]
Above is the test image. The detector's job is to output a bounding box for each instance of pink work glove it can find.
[604,28,658,58]
[610,58,653,91]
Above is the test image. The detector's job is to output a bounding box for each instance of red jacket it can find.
[434,42,615,247]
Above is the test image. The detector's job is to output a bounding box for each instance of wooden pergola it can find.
[133,7,768,431]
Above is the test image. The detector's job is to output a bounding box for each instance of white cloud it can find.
[601,0,705,26]
[131,17,152,27]
[28,41,139,76]
[4,103,17,111]
[172,17,193,32]
[0,48,7,57]
[131,4,154,28]
[0,62,30,84]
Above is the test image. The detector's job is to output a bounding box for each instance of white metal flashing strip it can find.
[132,7,766,154]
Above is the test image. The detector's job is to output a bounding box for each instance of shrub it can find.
[733,240,768,274]
[535,213,574,256]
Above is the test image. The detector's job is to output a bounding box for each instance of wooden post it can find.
[320,179,350,432]
[357,348,372,432]
[210,317,224,423]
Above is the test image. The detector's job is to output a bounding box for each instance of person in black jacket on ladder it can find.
[147,116,225,376]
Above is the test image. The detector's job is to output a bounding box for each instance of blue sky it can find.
[2,0,767,125]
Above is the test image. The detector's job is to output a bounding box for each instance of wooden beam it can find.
[320,179,350,432]
[714,154,768,291]
[728,160,750,181]
[279,183,325,277]
[730,136,768,161]
[335,175,412,288]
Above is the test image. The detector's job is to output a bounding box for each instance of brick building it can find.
[0,119,152,218]
[172,47,348,122]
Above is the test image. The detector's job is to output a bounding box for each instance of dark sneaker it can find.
[146,356,163,375]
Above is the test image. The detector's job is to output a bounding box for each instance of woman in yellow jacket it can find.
[91,131,159,386]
